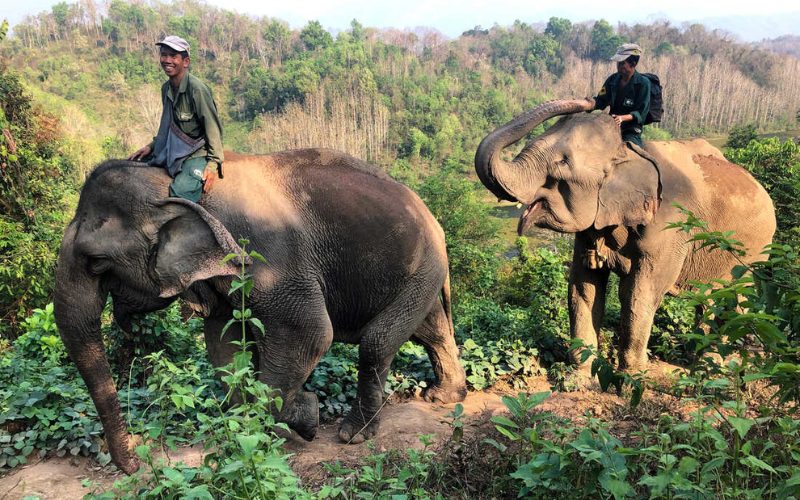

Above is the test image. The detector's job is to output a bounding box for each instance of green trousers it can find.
[169,157,206,202]
[622,132,644,148]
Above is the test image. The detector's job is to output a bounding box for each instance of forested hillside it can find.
[4,0,800,175]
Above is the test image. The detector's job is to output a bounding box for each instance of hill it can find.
[2,1,799,176]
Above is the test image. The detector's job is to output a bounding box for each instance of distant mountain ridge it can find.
[693,11,800,43]
[756,35,800,59]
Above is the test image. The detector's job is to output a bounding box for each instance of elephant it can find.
[53,149,467,474]
[475,98,776,373]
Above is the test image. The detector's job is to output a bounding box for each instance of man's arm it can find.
[192,84,224,192]
[193,86,224,167]
[593,76,613,111]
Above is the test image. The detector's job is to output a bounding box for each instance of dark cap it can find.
[156,35,190,56]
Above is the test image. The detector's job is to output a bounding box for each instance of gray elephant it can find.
[54,149,467,473]
[475,99,776,373]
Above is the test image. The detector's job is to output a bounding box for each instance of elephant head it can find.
[53,161,246,473]
[475,99,661,235]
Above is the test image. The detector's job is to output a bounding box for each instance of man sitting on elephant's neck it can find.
[592,43,651,148]
[128,35,224,202]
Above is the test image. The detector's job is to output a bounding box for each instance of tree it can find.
[654,41,675,56]
[350,19,365,42]
[545,17,572,43]
[262,19,292,66]
[526,34,563,77]
[0,71,78,338]
[300,20,333,51]
[589,19,623,61]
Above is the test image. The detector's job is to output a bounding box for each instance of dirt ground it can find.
[0,362,687,499]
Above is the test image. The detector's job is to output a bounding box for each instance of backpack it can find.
[641,73,663,125]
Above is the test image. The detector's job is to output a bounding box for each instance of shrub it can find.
[0,304,106,469]
[416,158,503,301]
[725,123,758,148]
[726,137,800,245]
[0,70,78,339]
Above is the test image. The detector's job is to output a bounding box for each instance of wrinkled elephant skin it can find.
[54,149,467,473]
[475,101,776,373]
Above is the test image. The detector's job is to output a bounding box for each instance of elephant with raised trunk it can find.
[54,149,467,473]
[475,98,775,373]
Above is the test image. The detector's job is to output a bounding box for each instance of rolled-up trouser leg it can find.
[169,157,206,202]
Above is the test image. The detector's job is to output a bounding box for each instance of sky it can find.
[3,0,800,41]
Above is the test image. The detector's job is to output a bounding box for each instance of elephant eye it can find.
[88,256,112,275]
[558,156,570,166]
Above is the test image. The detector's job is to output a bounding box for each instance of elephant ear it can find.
[152,198,250,298]
[594,143,662,230]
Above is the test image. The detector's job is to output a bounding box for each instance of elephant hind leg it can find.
[412,299,467,404]
[339,289,435,444]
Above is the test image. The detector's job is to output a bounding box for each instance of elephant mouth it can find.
[517,199,545,235]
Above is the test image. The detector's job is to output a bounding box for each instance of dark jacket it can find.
[593,71,651,134]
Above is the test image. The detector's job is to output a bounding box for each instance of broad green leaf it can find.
[236,434,261,458]
[249,317,266,334]
[162,467,185,484]
[727,417,755,439]
[491,415,519,429]
[741,455,776,474]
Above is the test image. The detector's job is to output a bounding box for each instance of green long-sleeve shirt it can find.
[150,73,224,169]
[593,71,651,134]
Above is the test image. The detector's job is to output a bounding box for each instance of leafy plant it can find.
[725,123,758,149]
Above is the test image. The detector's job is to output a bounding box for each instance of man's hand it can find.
[611,114,633,127]
[202,162,218,193]
[128,145,152,161]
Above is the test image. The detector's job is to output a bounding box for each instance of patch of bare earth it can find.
[0,363,698,499]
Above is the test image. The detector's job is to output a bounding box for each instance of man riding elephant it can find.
[128,35,224,202]
[593,43,651,147]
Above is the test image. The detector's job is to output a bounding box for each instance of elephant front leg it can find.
[568,239,611,373]
[255,317,333,441]
[617,271,667,372]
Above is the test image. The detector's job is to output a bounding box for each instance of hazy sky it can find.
[3,0,800,40]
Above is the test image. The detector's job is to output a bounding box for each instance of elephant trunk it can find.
[54,226,139,474]
[475,98,595,202]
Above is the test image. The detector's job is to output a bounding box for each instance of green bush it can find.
[0,304,106,469]
[0,70,77,339]
[725,123,758,149]
[642,125,672,141]
[416,158,503,301]
[726,137,800,245]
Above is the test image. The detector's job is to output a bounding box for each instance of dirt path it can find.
[0,366,684,499]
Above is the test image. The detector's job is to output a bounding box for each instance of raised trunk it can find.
[54,224,139,474]
[474,98,594,202]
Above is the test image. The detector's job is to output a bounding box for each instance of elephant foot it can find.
[618,360,649,374]
[109,433,142,475]
[281,391,319,441]
[338,407,380,444]
[422,383,467,404]
[117,456,140,475]
[112,446,140,475]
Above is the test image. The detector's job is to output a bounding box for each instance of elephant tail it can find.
[442,271,454,339]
